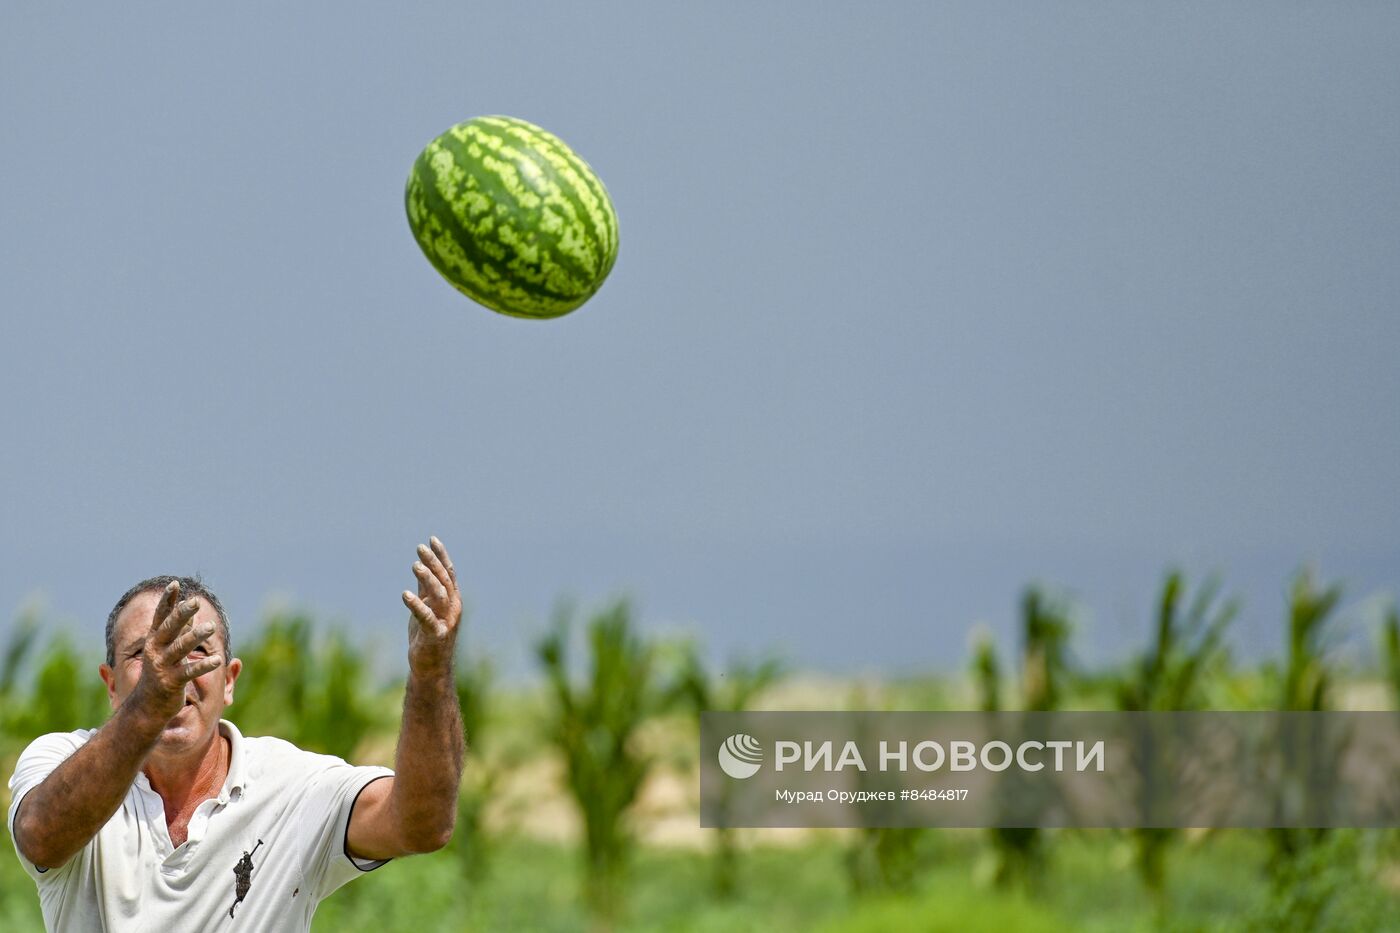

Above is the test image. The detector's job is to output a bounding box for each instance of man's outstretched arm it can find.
[347,536,466,859]
[13,584,220,869]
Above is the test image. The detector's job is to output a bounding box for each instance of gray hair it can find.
[104,575,231,668]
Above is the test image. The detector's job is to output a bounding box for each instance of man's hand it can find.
[131,581,225,724]
[348,536,466,860]
[401,536,463,677]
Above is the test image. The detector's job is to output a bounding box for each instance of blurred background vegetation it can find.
[2,569,1399,932]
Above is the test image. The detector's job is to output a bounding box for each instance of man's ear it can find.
[222,657,242,707]
[98,663,119,710]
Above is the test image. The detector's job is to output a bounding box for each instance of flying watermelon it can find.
[405,115,619,319]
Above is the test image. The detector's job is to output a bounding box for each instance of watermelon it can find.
[405,115,619,319]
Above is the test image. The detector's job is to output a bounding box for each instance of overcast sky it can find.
[2,4,1397,679]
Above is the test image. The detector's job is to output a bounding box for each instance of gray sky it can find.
[2,4,1397,679]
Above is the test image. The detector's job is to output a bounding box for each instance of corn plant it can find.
[1117,571,1235,713]
[536,600,665,926]
[674,643,783,898]
[232,612,381,762]
[1280,570,1341,714]
[1021,587,1072,713]
[1268,571,1343,880]
[1115,571,1236,902]
[987,586,1074,888]
[0,614,109,744]
[0,611,43,749]
[1382,602,1400,707]
[1,611,41,799]
[971,634,1000,714]
[1378,603,1400,883]
[840,683,928,896]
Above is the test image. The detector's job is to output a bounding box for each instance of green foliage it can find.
[972,634,1000,714]
[296,830,1331,932]
[231,612,383,761]
[1280,570,1342,714]
[0,613,109,743]
[1116,572,1236,902]
[674,644,784,899]
[1021,586,1073,713]
[537,600,668,925]
[674,647,782,717]
[4,568,1400,930]
[1246,830,1393,933]
[985,586,1076,890]
[1117,571,1236,713]
[449,646,497,884]
[1267,571,1345,903]
[1381,601,1400,707]
[844,824,928,898]
[841,684,929,897]
[0,611,41,700]
[819,883,1067,933]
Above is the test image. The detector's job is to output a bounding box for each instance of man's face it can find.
[99,591,241,758]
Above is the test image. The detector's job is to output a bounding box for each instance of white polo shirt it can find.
[7,720,394,932]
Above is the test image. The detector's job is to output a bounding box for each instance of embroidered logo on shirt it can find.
[227,839,264,919]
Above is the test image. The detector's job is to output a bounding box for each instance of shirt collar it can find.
[219,719,248,798]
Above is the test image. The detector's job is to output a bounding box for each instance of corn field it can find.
[2,570,1399,932]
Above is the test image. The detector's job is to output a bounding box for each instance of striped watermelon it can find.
[405,115,619,319]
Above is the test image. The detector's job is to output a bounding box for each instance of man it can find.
[6,537,466,931]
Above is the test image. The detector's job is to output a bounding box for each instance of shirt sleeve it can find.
[295,758,396,900]
[6,730,91,884]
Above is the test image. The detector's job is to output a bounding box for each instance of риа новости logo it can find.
[718,733,763,779]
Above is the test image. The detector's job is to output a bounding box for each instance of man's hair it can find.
[104,575,231,668]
